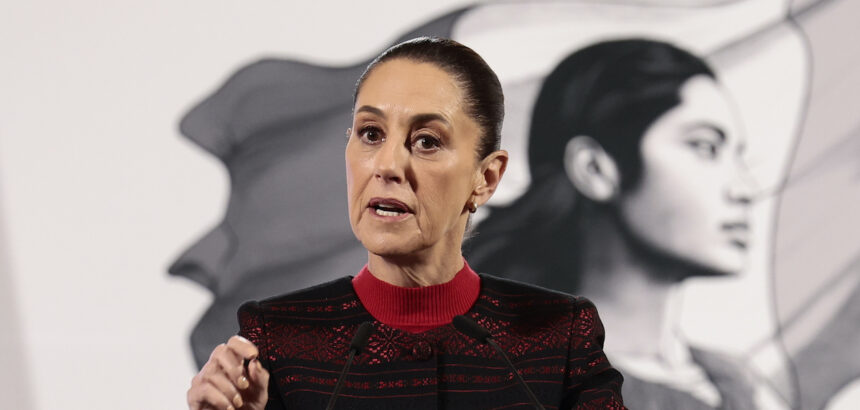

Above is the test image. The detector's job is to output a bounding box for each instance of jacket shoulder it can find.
[239,276,356,315]
[479,273,582,301]
[477,273,591,318]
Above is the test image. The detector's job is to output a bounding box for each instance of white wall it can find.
[1,1,857,409]
[0,1,469,408]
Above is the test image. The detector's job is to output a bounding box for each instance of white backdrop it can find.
[1,1,858,409]
[0,1,470,408]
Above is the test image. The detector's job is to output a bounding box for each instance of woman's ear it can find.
[563,136,620,202]
[472,150,509,207]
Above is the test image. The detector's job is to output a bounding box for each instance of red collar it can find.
[352,260,480,333]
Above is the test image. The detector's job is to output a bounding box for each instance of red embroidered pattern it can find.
[238,275,626,409]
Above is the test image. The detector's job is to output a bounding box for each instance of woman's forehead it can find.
[673,76,743,143]
[355,59,466,120]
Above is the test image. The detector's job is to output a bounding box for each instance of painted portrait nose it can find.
[168,225,232,293]
[726,164,758,205]
[373,137,409,184]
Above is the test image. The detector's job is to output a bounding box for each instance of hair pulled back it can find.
[468,39,716,291]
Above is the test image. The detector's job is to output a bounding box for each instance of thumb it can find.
[249,358,270,387]
[243,358,270,407]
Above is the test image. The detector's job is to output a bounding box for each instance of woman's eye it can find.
[413,135,441,152]
[686,140,719,159]
[358,126,383,144]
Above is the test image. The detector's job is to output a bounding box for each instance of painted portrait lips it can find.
[722,221,749,249]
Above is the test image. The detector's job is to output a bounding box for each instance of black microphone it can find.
[453,315,545,410]
[326,321,373,410]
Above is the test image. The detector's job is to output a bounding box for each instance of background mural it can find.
[0,0,856,409]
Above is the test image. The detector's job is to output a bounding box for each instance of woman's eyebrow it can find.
[410,113,452,129]
[355,105,386,118]
[684,122,726,142]
[356,105,451,129]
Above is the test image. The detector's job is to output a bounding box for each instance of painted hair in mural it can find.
[468,38,763,408]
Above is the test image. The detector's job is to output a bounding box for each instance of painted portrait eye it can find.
[686,140,719,159]
[685,126,725,160]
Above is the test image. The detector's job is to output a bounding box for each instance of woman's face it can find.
[618,75,754,275]
[346,59,484,259]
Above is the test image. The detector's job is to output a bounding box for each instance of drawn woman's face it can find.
[618,75,754,275]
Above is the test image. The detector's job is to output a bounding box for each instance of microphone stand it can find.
[485,338,544,409]
[453,315,545,410]
[326,322,373,410]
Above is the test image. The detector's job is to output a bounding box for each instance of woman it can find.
[186,37,625,409]
[169,2,783,368]
[468,39,769,409]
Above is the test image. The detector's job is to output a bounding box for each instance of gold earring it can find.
[467,200,478,213]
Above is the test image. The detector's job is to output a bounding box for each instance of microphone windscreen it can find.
[350,322,374,352]
[453,315,491,343]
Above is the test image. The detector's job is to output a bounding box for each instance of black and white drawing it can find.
[162,0,857,408]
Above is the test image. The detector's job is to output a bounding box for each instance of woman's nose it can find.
[373,138,409,183]
[726,166,758,205]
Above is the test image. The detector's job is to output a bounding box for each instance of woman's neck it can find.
[366,249,465,288]
[578,209,689,365]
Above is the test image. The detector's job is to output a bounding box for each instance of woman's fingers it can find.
[211,337,258,389]
[209,343,241,368]
[208,370,245,408]
[212,348,245,390]
[242,359,270,408]
[188,375,235,410]
[225,335,260,390]
[189,336,268,410]
[227,335,259,362]
[246,358,270,388]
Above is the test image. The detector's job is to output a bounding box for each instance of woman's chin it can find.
[693,251,746,277]
[361,237,422,259]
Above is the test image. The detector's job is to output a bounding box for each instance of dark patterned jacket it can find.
[238,274,626,409]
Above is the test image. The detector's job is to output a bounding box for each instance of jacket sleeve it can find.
[560,297,627,409]
[238,301,287,410]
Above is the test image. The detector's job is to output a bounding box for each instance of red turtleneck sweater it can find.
[239,261,626,408]
[351,260,480,333]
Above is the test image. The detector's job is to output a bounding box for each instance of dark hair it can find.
[353,37,504,159]
[467,39,716,291]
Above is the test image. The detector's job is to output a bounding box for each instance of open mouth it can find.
[368,198,411,217]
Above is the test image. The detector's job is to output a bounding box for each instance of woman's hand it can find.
[187,335,270,410]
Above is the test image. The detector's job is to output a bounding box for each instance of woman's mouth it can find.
[722,221,750,249]
[728,238,748,250]
[368,198,412,218]
[374,206,405,217]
